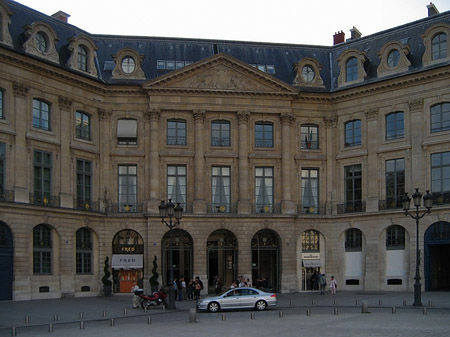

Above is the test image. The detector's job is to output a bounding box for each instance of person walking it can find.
[319,273,327,294]
[330,276,337,294]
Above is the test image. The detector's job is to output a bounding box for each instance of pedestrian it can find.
[330,276,337,294]
[311,271,319,290]
[214,276,223,295]
[131,284,140,309]
[319,273,327,294]
[187,279,194,300]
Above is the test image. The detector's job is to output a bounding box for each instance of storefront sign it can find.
[111,254,143,269]
[302,253,320,260]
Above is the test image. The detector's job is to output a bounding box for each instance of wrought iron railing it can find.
[337,201,366,214]
[29,193,60,207]
[206,203,238,214]
[73,199,100,212]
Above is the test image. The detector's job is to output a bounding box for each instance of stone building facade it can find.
[0,0,449,300]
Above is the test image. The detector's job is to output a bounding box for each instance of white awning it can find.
[303,259,321,268]
[111,254,143,269]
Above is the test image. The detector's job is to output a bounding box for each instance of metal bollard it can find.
[356,299,359,305]
[403,300,407,306]
[311,299,315,305]
[428,300,432,307]
[423,307,427,315]
[279,311,283,318]
[80,321,84,329]
[49,323,53,333]
[250,312,255,320]
[392,307,396,314]
[144,307,147,313]
[124,308,128,315]
[222,313,226,321]
[334,307,339,315]
[110,318,115,326]
[361,300,369,313]
[79,312,83,320]
[103,310,107,317]
[11,327,16,336]
[379,299,382,306]
[333,299,337,305]
[290,299,293,306]
[25,316,29,324]
[147,317,152,325]
[306,309,311,316]
[189,308,197,323]
[54,314,58,322]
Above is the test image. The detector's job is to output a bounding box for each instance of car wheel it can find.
[255,300,267,311]
[208,302,220,313]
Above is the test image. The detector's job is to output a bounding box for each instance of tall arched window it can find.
[386,225,405,250]
[33,224,52,274]
[302,229,319,252]
[345,228,362,251]
[76,228,92,274]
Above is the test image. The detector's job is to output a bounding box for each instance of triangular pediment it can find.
[143,53,297,96]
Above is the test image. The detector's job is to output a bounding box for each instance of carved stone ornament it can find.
[237,111,250,124]
[365,108,379,120]
[324,116,338,128]
[13,82,29,97]
[144,108,160,122]
[192,110,206,122]
[409,98,424,113]
[98,108,112,121]
[58,96,72,110]
[23,22,60,64]
[280,113,295,125]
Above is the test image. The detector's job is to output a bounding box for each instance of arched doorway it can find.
[111,229,144,293]
[0,221,13,300]
[425,221,450,291]
[162,229,193,285]
[301,229,322,291]
[207,229,237,293]
[252,229,280,292]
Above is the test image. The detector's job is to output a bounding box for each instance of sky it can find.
[14,0,450,46]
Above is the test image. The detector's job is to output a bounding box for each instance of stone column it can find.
[365,108,380,212]
[58,96,73,208]
[324,117,338,215]
[98,108,112,212]
[145,107,161,213]
[280,113,296,214]
[12,82,30,203]
[237,111,251,214]
[409,99,425,191]
[192,110,206,213]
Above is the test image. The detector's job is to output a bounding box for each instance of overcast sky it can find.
[14,0,450,46]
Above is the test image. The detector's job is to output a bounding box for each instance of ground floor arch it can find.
[425,221,450,291]
[251,229,280,292]
[0,221,13,300]
[162,228,193,286]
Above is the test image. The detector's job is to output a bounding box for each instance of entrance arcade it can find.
[162,229,193,286]
[251,229,280,292]
[425,221,450,291]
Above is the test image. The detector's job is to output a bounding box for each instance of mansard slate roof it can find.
[4,0,450,91]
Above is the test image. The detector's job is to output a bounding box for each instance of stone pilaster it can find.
[145,107,161,213]
[280,113,296,214]
[192,110,206,213]
[98,108,112,213]
[58,96,73,208]
[237,111,251,214]
[365,108,379,212]
[409,98,425,192]
[324,116,338,215]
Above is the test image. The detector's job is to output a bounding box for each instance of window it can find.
[344,164,362,212]
[431,151,450,204]
[387,49,400,68]
[211,120,230,147]
[167,165,186,208]
[301,65,315,82]
[302,229,319,252]
[345,228,362,252]
[167,119,186,146]
[118,165,137,212]
[35,32,48,53]
[76,159,92,210]
[121,56,135,74]
[76,228,92,274]
[212,166,231,213]
[431,103,450,133]
[301,168,319,214]
[345,120,361,147]
[386,112,404,140]
[250,64,276,74]
[117,119,137,145]
[32,99,50,131]
[255,167,273,213]
[77,45,88,71]
[385,158,405,209]
[33,150,52,204]
[386,225,405,250]
[0,142,4,198]
[300,124,318,149]
[156,60,193,70]
[432,33,447,61]
[76,111,91,141]
[346,57,358,82]
[0,89,4,119]
[33,224,52,274]
[255,122,273,148]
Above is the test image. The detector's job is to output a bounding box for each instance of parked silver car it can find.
[196,287,277,312]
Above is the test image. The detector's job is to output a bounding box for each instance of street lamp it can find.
[401,188,433,307]
[159,199,183,310]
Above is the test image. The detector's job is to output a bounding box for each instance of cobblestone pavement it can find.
[1,291,449,337]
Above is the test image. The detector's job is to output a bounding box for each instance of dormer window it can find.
[67,36,98,77]
[121,56,135,74]
[432,33,447,60]
[387,50,400,68]
[346,57,358,82]
[422,23,450,66]
[35,32,48,53]
[77,45,88,72]
[302,66,315,82]
[111,48,145,80]
[337,49,367,86]
[293,58,324,87]
[23,22,59,64]
[377,42,411,77]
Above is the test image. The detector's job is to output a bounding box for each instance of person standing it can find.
[319,273,327,294]
[131,285,140,309]
[330,276,337,294]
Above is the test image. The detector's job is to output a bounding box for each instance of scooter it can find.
[135,289,168,309]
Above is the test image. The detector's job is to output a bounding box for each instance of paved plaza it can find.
[0,291,449,337]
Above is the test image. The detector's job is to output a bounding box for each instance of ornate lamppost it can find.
[159,199,183,310]
[401,188,433,307]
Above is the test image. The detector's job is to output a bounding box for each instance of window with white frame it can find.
[167,119,186,146]
[211,120,230,147]
[255,122,273,148]
[432,33,448,61]
[77,45,88,71]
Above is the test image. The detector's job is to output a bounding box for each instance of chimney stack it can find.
[350,26,362,40]
[51,11,70,23]
[427,2,439,17]
[333,31,345,45]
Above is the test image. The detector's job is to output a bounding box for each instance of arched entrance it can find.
[0,221,13,300]
[425,221,450,291]
[301,229,322,291]
[251,229,280,292]
[111,229,144,293]
[162,229,193,285]
[207,229,237,293]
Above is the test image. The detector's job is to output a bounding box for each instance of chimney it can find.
[333,31,345,45]
[427,2,439,17]
[51,11,70,23]
[350,26,362,40]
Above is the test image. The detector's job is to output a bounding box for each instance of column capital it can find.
[98,108,112,121]
[58,96,73,111]
[192,109,206,122]
[280,113,295,125]
[409,98,424,113]
[237,111,250,124]
[145,107,161,122]
[365,108,379,121]
[13,82,29,97]
[324,116,338,128]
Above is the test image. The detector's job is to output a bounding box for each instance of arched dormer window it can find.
[422,23,450,66]
[111,48,146,80]
[23,22,59,64]
[377,41,411,77]
[67,36,98,77]
[293,57,324,87]
[0,2,13,47]
[337,49,368,86]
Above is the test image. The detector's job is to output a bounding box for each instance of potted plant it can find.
[149,256,160,293]
[102,256,113,297]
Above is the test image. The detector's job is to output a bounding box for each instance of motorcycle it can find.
[134,289,168,309]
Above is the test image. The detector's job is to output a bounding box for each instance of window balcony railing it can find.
[110,203,144,214]
[432,192,450,206]
[207,203,238,214]
[0,189,14,202]
[298,203,326,215]
[29,193,60,207]
[252,203,281,214]
[73,199,100,212]
[378,198,403,210]
[337,201,366,214]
